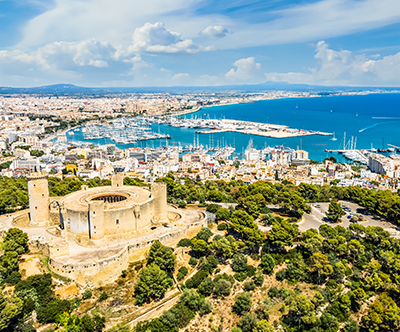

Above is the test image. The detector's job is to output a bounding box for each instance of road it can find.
[309,201,400,236]
[263,202,400,237]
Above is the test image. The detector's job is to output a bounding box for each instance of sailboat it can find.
[330,132,337,141]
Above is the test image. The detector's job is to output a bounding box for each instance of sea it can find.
[67,93,400,162]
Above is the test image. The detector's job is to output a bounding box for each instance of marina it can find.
[78,118,171,144]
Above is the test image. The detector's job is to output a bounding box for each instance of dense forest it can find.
[0,228,105,332]
[109,208,400,332]
[1,174,400,331]
[156,174,400,225]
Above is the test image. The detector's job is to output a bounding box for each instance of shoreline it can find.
[162,90,400,118]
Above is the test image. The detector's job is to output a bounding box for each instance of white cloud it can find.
[37,39,117,69]
[201,25,228,39]
[0,39,118,70]
[129,22,198,54]
[265,41,400,86]
[225,57,265,84]
[9,0,400,54]
[172,73,190,80]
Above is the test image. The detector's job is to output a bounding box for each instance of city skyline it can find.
[1,0,400,87]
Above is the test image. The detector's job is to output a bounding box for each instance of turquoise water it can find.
[67,93,400,162]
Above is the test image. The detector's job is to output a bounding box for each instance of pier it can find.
[193,119,332,139]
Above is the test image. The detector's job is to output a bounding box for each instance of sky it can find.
[1,0,400,87]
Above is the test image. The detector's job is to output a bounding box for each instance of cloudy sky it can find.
[1,0,400,87]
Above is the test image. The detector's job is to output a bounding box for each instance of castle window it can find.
[35,206,37,210]
[94,226,96,229]
[116,219,119,225]
[42,194,44,197]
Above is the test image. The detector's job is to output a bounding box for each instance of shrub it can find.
[206,204,220,213]
[253,274,264,287]
[268,286,279,298]
[5,271,21,285]
[244,281,256,292]
[246,265,257,277]
[215,208,231,221]
[185,270,208,289]
[217,223,228,231]
[178,238,192,247]
[189,257,198,267]
[82,289,92,300]
[237,313,258,332]
[233,292,252,315]
[275,269,286,281]
[196,228,213,242]
[213,279,231,297]
[261,254,276,275]
[199,300,212,316]
[99,292,109,302]
[198,277,214,297]
[234,272,248,282]
[177,266,189,281]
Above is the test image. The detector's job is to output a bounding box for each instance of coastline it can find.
[161,90,400,118]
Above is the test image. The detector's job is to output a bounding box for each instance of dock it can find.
[194,119,332,139]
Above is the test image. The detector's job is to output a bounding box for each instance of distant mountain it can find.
[0,82,396,96]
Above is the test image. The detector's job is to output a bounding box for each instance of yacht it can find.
[330,132,337,141]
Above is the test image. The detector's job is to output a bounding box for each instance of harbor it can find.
[71,118,171,144]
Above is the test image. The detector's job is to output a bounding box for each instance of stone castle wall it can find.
[48,214,207,287]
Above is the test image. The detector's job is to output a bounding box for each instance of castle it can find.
[16,172,207,286]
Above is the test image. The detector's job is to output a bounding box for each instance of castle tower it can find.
[111,174,124,187]
[88,200,105,240]
[151,182,168,222]
[27,171,50,226]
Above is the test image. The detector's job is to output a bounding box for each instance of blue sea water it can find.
[67,93,400,162]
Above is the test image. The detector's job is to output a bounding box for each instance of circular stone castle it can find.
[20,172,207,286]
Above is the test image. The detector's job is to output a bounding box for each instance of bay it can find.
[67,93,400,162]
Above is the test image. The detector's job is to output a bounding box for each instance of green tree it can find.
[212,237,237,258]
[147,240,176,273]
[191,238,209,256]
[268,220,300,250]
[261,254,276,275]
[196,228,213,242]
[198,277,214,297]
[213,279,231,297]
[134,264,173,305]
[309,253,333,285]
[360,293,400,331]
[215,208,231,221]
[3,228,29,254]
[344,319,359,332]
[0,292,23,331]
[254,319,274,332]
[288,295,316,329]
[326,201,346,222]
[82,289,92,300]
[232,253,248,273]
[237,313,259,332]
[233,292,252,315]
